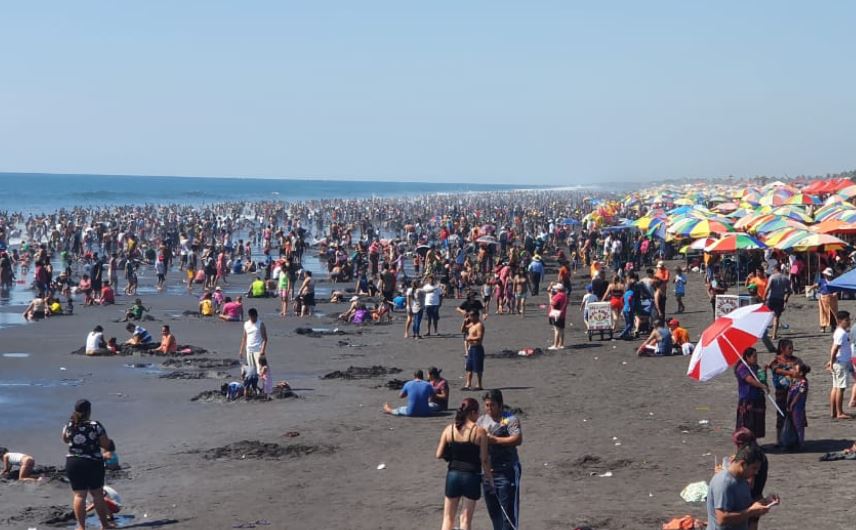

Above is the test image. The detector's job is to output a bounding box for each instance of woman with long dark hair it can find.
[435,398,492,530]
[735,347,768,439]
[62,399,115,530]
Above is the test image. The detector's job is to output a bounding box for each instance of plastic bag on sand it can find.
[679,481,709,503]
[662,515,706,529]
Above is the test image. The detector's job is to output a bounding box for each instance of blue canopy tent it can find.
[828,268,856,292]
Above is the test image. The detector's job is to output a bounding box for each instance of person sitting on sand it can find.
[219,296,244,322]
[125,323,153,345]
[121,298,149,322]
[154,325,177,354]
[199,291,215,317]
[85,325,111,356]
[22,291,49,321]
[428,367,449,412]
[668,319,692,355]
[248,276,267,298]
[86,485,122,521]
[0,447,37,481]
[383,369,436,417]
[637,318,673,356]
[338,296,361,321]
[99,281,115,305]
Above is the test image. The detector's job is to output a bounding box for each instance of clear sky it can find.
[0,1,854,185]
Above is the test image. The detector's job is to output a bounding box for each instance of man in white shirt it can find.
[239,308,268,397]
[422,276,442,336]
[827,310,853,419]
[85,325,109,355]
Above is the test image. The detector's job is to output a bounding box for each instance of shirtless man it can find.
[513,268,530,316]
[463,310,486,391]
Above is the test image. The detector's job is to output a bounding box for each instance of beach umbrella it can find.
[825,194,847,205]
[785,193,822,206]
[689,237,718,250]
[811,219,856,235]
[669,218,734,238]
[712,202,739,213]
[761,227,807,247]
[704,233,766,253]
[836,184,856,200]
[814,203,855,222]
[687,304,780,383]
[770,206,813,224]
[674,198,694,206]
[750,217,807,235]
[634,215,666,231]
[825,209,856,223]
[787,233,848,252]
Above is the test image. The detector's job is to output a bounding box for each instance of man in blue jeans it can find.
[478,389,522,530]
[618,279,637,340]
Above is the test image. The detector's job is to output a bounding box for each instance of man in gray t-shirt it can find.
[764,269,791,340]
[706,445,774,529]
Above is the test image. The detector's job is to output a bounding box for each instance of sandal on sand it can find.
[461,386,471,391]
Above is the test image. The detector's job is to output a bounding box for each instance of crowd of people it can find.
[6,182,856,529]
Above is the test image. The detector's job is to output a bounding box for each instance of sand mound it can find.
[195,440,335,460]
[70,343,208,357]
[5,505,74,527]
[191,386,298,402]
[160,370,229,380]
[162,357,240,369]
[321,365,401,380]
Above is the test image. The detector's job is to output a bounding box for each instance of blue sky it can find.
[0,1,853,184]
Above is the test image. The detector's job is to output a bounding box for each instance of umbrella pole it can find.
[737,355,785,417]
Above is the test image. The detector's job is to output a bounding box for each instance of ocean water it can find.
[0,173,520,213]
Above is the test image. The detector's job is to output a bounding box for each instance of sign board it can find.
[586,302,613,331]
[715,294,753,319]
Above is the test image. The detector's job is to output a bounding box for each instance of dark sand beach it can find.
[2,260,854,530]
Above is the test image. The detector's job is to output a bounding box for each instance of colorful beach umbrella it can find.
[836,184,856,200]
[704,233,766,253]
[687,304,773,382]
[787,233,848,252]
[669,218,734,238]
[785,193,821,206]
[811,219,856,235]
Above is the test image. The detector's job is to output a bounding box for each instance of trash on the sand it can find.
[698,420,709,425]
[2,353,30,358]
[582,419,587,422]
[702,452,711,456]
[615,442,622,446]
[648,492,653,497]
[621,360,626,364]
[649,412,654,416]
[377,463,386,470]
[612,436,618,440]
[594,356,599,360]
[696,406,710,411]
[59,367,67,371]
[680,481,709,503]
[598,471,613,477]
[283,432,300,438]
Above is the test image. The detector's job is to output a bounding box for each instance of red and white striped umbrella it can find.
[687,304,773,381]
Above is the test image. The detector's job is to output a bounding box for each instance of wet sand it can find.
[2,265,855,529]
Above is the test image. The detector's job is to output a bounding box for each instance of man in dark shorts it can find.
[764,265,791,340]
[463,310,485,391]
[381,263,397,309]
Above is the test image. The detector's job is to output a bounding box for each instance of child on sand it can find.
[787,362,810,449]
[580,284,598,330]
[259,356,273,399]
[122,298,149,322]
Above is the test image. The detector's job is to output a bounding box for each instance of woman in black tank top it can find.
[435,398,492,530]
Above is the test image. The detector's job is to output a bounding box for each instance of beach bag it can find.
[779,413,799,450]
[548,308,562,320]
